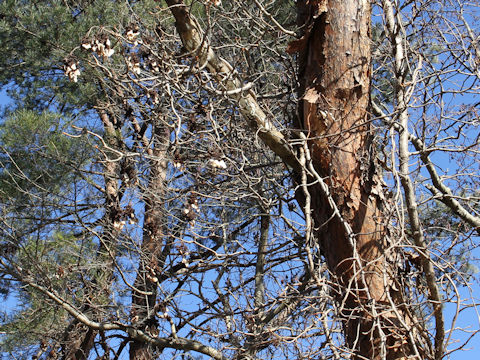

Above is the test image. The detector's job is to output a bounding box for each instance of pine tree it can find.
[2,1,480,359]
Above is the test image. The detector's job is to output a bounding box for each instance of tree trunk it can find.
[295,1,412,359]
[162,0,416,358]
[129,124,168,360]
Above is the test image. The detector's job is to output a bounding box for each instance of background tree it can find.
[1,1,480,360]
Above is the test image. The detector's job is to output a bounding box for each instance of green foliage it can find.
[0,2,161,354]
[0,0,158,111]
[1,1,478,359]
[0,108,94,334]
[0,109,88,204]
[421,200,479,282]
[0,232,97,355]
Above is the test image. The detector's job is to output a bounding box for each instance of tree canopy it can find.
[1,1,480,360]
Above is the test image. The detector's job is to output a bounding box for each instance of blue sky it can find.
[1,73,479,360]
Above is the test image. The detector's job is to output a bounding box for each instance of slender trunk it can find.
[295,1,412,358]
[245,213,270,358]
[129,123,168,360]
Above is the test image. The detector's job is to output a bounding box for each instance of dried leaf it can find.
[303,87,320,103]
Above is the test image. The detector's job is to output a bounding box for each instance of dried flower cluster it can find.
[127,54,141,75]
[63,58,80,82]
[208,158,227,169]
[205,0,221,6]
[125,24,140,45]
[81,34,114,58]
[4,1,479,359]
[183,194,200,225]
[112,205,137,231]
[145,265,158,283]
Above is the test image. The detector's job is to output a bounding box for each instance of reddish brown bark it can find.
[295,1,411,359]
[161,0,414,358]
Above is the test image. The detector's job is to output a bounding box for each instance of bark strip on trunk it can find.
[295,1,412,359]
[163,0,416,358]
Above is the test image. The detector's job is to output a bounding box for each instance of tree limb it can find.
[372,101,480,232]
[23,277,228,360]
[163,0,301,172]
[381,1,445,357]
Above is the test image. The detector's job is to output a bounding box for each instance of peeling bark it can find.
[295,1,412,358]
[163,0,415,358]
